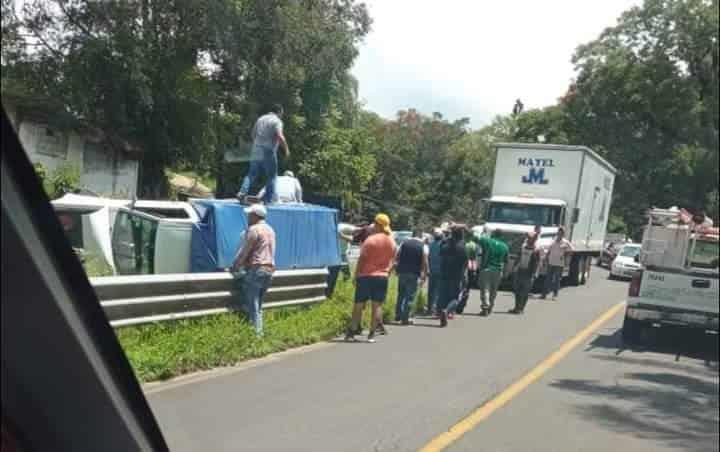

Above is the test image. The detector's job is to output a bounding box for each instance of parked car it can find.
[598,242,624,268]
[609,243,642,279]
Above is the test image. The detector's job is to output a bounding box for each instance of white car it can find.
[609,243,642,279]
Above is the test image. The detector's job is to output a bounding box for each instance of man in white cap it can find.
[258,170,303,203]
[232,204,276,335]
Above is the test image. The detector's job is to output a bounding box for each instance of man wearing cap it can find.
[510,232,540,314]
[476,228,509,316]
[231,204,276,335]
[258,170,303,203]
[345,214,396,342]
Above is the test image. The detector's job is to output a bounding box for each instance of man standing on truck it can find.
[510,232,540,314]
[231,204,276,336]
[236,104,290,204]
[345,214,396,342]
[541,226,574,301]
[394,230,428,325]
[477,229,509,317]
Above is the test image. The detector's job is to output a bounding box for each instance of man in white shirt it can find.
[541,226,574,300]
[258,170,303,203]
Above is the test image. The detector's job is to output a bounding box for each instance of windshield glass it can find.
[619,246,641,258]
[487,203,562,226]
[689,240,720,269]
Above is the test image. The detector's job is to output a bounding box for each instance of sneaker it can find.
[440,311,448,327]
[344,325,362,341]
[479,309,488,317]
[552,296,557,301]
[375,324,388,335]
[509,308,519,314]
[367,333,376,343]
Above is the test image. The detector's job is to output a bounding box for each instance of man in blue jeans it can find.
[541,226,574,300]
[394,230,428,325]
[427,228,444,315]
[439,225,467,327]
[237,104,290,204]
[231,204,276,335]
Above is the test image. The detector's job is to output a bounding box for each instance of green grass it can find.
[82,252,114,277]
[116,276,428,382]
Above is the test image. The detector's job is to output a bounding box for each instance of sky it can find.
[351,0,640,129]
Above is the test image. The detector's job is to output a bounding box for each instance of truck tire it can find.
[532,275,545,294]
[580,257,590,285]
[622,315,644,345]
[568,255,582,286]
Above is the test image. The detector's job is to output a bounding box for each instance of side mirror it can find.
[572,208,580,224]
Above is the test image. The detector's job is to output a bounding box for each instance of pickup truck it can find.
[623,208,719,343]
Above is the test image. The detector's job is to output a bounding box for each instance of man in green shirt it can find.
[476,229,509,316]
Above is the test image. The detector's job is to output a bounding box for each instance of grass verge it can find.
[116,276,428,382]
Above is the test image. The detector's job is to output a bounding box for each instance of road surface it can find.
[146,269,719,452]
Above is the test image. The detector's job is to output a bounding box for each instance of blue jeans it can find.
[543,265,563,298]
[243,267,273,334]
[238,145,277,204]
[395,273,419,322]
[440,276,463,314]
[428,272,442,312]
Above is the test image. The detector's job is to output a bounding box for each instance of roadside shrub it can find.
[115,275,431,382]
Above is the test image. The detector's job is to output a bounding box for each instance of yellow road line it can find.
[419,301,626,452]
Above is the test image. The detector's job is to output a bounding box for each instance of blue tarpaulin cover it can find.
[190,200,341,272]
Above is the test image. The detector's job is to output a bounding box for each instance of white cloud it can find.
[352,0,639,128]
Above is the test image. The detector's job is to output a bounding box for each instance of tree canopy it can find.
[2,0,718,234]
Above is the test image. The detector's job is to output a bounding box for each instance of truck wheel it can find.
[568,255,582,286]
[532,275,545,293]
[580,257,590,285]
[622,315,644,345]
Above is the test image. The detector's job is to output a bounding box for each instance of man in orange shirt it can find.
[345,213,397,343]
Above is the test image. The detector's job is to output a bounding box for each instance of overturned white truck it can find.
[481,143,617,287]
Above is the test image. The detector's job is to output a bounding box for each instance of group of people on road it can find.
[229,106,576,338]
[342,214,577,341]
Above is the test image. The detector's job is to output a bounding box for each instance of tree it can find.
[564,0,719,235]
[2,0,371,198]
[298,109,377,212]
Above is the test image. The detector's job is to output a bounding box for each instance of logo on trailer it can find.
[518,158,552,185]
[522,168,548,184]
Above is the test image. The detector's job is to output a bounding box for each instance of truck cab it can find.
[482,194,566,279]
[485,143,617,288]
[623,208,719,343]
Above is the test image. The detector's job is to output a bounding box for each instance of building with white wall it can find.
[4,95,141,198]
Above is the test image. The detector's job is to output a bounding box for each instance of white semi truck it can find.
[482,143,617,286]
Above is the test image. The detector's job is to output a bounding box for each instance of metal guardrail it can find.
[90,269,329,327]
